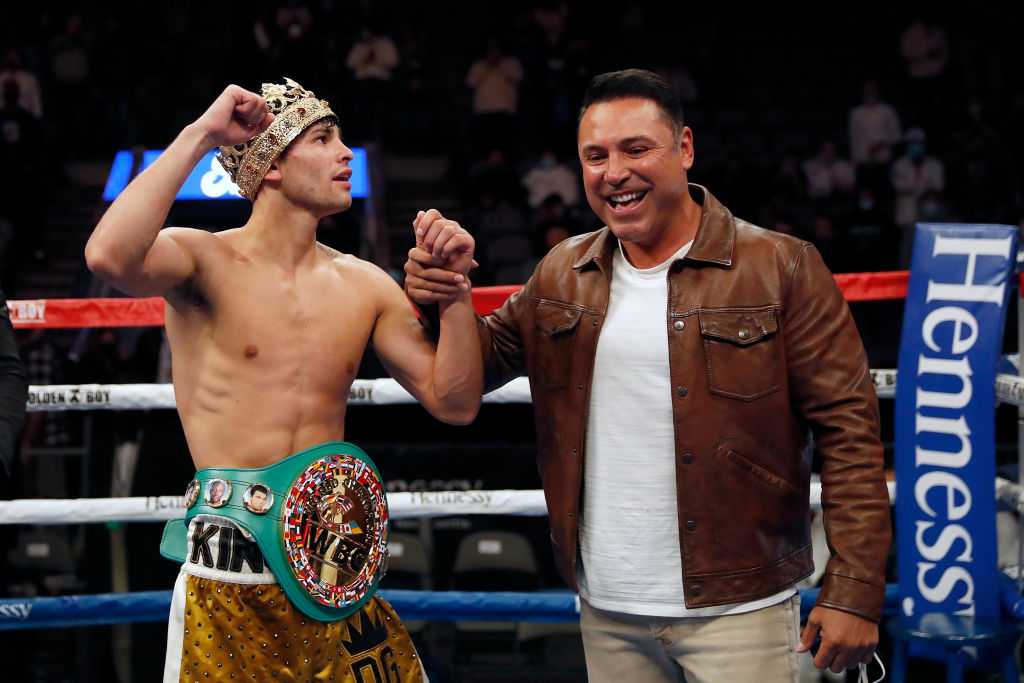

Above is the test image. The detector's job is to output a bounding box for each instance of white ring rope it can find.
[0,481,915,525]
[25,377,536,412]
[10,364,1024,524]
[0,489,550,525]
[22,371,1024,411]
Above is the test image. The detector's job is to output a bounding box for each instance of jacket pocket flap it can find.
[699,310,777,345]
[536,302,583,335]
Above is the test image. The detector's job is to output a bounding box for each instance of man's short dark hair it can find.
[251,484,269,496]
[578,69,685,143]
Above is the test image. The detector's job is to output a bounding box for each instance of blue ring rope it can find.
[0,585,918,631]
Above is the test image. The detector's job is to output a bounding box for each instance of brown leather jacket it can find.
[471,185,891,622]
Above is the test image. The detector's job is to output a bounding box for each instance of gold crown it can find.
[215,77,336,200]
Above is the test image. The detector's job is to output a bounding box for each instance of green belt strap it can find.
[160,441,387,621]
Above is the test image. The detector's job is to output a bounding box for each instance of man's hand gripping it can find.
[797,605,879,674]
[404,209,478,304]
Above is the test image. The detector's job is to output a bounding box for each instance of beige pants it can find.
[580,595,801,683]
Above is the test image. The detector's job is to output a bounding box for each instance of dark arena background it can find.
[1,1,1023,681]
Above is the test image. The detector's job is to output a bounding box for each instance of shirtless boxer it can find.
[85,78,481,682]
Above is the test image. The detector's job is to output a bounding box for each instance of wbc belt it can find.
[160,441,388,621]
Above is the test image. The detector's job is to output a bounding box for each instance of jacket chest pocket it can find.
[699,309,783,401]
[531,301,583,391]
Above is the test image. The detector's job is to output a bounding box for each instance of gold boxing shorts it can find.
[162,515,425,682]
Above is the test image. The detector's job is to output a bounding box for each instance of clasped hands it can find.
[404,209,477,303]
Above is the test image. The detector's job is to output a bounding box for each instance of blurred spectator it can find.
[521,148,579,209]
[900,16,949,81]
[840,186,899,272]
[530,193,583,254]
[393,25,432,151]
[466,38,524,157]
[848,79,902,197]
[803,141,856,202]
[703,141,762,222]
[900,13,950,133]
[345,22,400,143]
[808,214,848,273]
[916,189,950,223]
[271,0,317,77]
[953,94,999,152]
[467,147,528,210]
[891,126,945,266]
[951,151,1009,224]
[346,23,400,82]
[49,13,93,160]
[533,2,570,48]
[274,0,313,39]
[771,152,806,205]
[0,48,42,118]
[658,63,700,104]
[770,152,812,233]
[0,79,45,269]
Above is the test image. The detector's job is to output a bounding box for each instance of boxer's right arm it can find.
[85,85,273,297]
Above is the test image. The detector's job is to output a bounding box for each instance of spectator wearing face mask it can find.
[890,126,945,267]
[521,148,579,209]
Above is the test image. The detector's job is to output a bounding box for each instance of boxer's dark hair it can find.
[578,69,685,143]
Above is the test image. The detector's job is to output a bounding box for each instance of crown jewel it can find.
[215,77,336,200]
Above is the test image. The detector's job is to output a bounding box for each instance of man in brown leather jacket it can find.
[406,69,891,681]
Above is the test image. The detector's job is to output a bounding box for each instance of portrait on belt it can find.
[243,483,273,514]
[204,478,231,508]
[183,478,199,509]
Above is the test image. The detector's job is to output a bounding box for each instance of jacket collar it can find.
[572,184,736,272]
[685,185,735,267]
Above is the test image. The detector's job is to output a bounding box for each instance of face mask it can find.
[539,159,556,169]
[858,199,875,211]
[907,143,925,158]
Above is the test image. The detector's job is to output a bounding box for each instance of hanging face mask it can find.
[858,652,886,683]
[907,143,926,158]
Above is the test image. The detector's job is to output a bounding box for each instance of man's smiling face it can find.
[577,97,694,252]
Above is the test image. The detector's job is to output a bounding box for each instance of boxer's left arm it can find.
[370,210,483,424]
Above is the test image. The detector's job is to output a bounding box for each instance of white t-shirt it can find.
[577,240,794,617]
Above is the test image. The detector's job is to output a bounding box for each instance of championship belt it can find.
[160,441,388,621]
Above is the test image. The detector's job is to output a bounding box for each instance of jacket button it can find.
[572,447,577,453]
[673,320,685,331]
[677,386,687,397]
[738,329,749,339]
[689,585,702,596]
[685,520,696,532]
[682,453,693,464]
[568,512,574,517]
[578,384,584,390]
[593,320,598,327]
